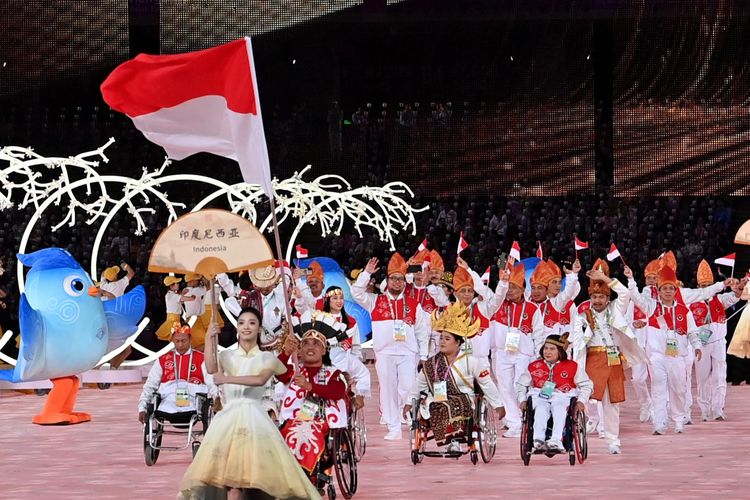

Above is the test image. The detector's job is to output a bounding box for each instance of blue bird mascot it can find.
[0,248,146,425]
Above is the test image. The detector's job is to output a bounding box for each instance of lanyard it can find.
[174,350,193,383]
[592,307,615,346]
[388,294,407,322]
[704,299,713,324]
[507,301,527,330]
[434,353,459,381]
[545,361,557,381]
[660,302,677,335]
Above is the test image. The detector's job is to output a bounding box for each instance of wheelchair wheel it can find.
[573,407,587,464]
[520,398,533,466]
[476,398,497,463]
[350,404,367,462]
[333,429,357,499]
[470,450,478,465]
[143,419,162,466]
[327,484,337,500]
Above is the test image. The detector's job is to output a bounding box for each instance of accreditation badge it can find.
[175,385,190,407]
[607,346,621,366]
[505,329,521,353]
[393,320,407,342]
[665,338,679,357]
[539,380,556,400]
[434,381,448,402]
[697,327,712,346]
[298,399,320,421]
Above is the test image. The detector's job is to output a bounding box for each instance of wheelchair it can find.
[349,398,367,462]
[143,392,214,466]
[409,387,497,465]
[519,395,587,466]
[308,426,358,499]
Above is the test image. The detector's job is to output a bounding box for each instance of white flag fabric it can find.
[606,243,621,262]
[101,38,273,196]
[714,253,736,267]
[509,241,521,262]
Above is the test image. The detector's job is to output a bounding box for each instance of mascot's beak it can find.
[87,286,100,297]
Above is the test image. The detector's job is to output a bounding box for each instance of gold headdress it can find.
[431,301,481,338]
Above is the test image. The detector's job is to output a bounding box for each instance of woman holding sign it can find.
[178,307,320,500]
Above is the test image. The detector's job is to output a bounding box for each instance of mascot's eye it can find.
[63,275,87,297]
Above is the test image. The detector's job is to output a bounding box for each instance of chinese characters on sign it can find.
[178,227,241,241]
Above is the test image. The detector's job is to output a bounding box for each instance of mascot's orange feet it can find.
[32,375,90,425]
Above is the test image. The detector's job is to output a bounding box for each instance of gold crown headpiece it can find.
[430,301,481,338]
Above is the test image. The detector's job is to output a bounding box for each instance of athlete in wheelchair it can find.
[516,333,592,466]
[277,312,358,499]
[403,302,505,465]
[137,323,217,466]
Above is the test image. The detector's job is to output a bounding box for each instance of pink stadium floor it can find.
[3,371,750,499]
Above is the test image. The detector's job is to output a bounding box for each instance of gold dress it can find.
[178,346,321,500]
[727,283,750,358]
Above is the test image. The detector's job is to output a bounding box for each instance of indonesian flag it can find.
[481,266,491,285]
[606,243,621,262]
[574,236,589,250]
[714,253,736,267]
[295,245,309,259]
[100,38,273,196]
[509,241,521,262]
[422,254,432,272]
[536,241,543,259]
[457,232,469,255]
[418,238,428,252]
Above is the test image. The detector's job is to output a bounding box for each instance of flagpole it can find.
[574,234,578,261]
[267,193,294,327]
[731,262,735,280]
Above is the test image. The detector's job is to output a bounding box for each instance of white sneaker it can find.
[701,412,710,422]
[598,430,606,439]
[586,420,599,434]
[546,439,564,452]
[532,439,546,451]
[401,414,412,426]
[379,417,387,425]
[446,440,461,453]
[384,431,402,441]
[675,422,684,434]
[503,428,521,438]
[639,408,652,423]
[653,427,666,435]
[715,411,727,421]
[608,444,621,454]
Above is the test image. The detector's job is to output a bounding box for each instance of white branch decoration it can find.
[0,139,428,369]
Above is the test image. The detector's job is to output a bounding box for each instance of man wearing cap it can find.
[406,249,450,312]
[138,324,215,424]
[99,262,135,301]
[573,259,646,454]
[529,259,581,338]
[544,259,582,336]
[453,257,507,363]
[689,260,744,421]
[487,262,544,438]
[628,265,705,435]
[352,253,430,440]
[295,261,327,315]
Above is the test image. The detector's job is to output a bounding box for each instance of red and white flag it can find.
[457,232,469,255]
[481,266,491,285]
[714,253,736,267]
[606,243,621,262]
[295,245,309,259]
[418,238,428,252]
[422,254,432,272]
[509,241,521,262]
[536,241,543,259]
[101,38,273,196]
[574,236,589,250]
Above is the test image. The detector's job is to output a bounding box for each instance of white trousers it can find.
[631,362,652,415]
[650,353,688,430]
[694,340,727,417]
[684,350,695,419]
[600,390,620,447]
[330,348,372,397]
[493,352,530,430]
[531,392,571,443]
[375,353,417,433]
